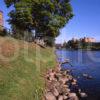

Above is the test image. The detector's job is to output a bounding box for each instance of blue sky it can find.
[56,0,100,43]
[0,0,100,43]
[0,0,12,29]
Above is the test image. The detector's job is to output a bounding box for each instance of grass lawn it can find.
[0,36,56,100]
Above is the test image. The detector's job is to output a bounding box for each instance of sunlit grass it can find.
[0,36,56,100]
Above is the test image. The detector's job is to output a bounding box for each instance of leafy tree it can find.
[4,0,73,45]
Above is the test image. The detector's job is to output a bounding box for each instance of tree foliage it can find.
[4,0,73,39]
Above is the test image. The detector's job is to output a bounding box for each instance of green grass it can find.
[0,37,56,100]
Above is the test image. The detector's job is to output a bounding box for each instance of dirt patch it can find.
[0,40,16,57]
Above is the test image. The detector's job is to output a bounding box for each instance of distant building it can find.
[71,37,96,43]
[0,10,4,31]
[81,37,96,43]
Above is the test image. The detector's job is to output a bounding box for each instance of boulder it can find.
[79,92,87,98]
[68,93,79,100]
[52,88,59,97]
[58,95,63,100]
[45,92,56,100]
[78,89,87,98]
[63,95,68,99]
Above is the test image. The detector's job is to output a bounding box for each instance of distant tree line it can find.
[56,39,100,50]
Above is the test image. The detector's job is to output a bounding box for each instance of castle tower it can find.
[0,10,4,30]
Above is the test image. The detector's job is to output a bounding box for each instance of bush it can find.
[0,28,8,36]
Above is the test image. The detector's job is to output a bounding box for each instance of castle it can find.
[80,37,96,43]
[72,37,96,43]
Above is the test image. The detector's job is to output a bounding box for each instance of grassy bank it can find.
[0,36,56,100]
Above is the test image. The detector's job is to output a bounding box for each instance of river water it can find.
[56,49,100,100]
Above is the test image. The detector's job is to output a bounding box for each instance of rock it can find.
[68,93,79,100]
[73,79,77,82]
[69,93,77,97]
[63,95,68,99]
[62,88,70,94]
[59,76,69,84]
[78,89,87,98]
[79,92,87,98]
[66,69,71,73]
[62,71,67,76]
[46,81,54,90]
[52,88,59,97]
[58,95,63,100]
[55,73,62,80]
[49,70,56,81]
[45,67,87,100]
[67,75,73,80]
[78,89,81,93]
[66,88,71,93]
[63,84,69,88]
[72,79,77,85]
[45,92,56,100]
[61,59,70,65]
[72,82,77,85]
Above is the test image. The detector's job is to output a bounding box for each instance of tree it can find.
[4,0,73,45]
[0,27,8,36]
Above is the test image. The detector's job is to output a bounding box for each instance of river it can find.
[56,49,100,100]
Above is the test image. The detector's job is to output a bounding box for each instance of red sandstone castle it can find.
[72,37,96,43]
[80,37,96,43]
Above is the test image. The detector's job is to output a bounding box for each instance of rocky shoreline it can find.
[44,64,87,100]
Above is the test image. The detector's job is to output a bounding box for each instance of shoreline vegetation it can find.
[44,63,87,100]
[56,47,100,51]
[56,48,100,51]
[0,36,56,100]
